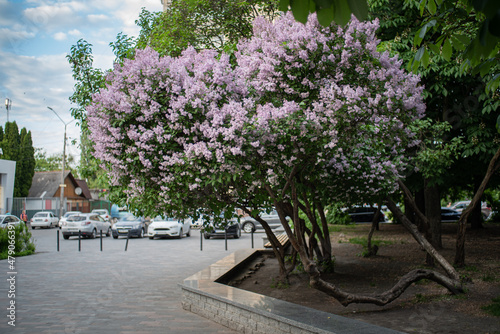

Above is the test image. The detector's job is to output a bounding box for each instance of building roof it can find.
[75,179,92,199]
[28,171,78,198]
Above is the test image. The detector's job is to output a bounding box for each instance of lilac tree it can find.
[88,13,463,305]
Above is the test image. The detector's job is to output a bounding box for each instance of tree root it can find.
[309,268,464,307]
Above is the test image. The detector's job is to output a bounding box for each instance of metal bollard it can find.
[100,230,103,251]
[225,228,228,251]
[57,230,60,252]
[125,231,130,251]
[78,230,81,252]
[200,229,203,251]
[251,230,254,249]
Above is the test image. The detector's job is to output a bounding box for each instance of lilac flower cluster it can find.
[88,12,425,212]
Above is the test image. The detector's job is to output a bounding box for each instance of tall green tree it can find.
[0,122,35,197]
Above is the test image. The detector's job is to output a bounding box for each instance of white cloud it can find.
[53,32,67,41]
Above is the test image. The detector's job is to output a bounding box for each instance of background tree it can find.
[0,122,35,197]
[34,149,77,175]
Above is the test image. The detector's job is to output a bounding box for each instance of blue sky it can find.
[0,0,164,163]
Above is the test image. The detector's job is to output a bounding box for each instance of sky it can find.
[0,0,164,163]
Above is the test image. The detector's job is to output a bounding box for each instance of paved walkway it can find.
[0,228,259,333]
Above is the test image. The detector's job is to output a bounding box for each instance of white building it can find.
[0,159,16,214]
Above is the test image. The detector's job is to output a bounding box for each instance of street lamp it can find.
[47,106,76,219]
[5,98,12,122]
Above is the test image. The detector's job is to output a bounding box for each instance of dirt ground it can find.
[233,223,500,334]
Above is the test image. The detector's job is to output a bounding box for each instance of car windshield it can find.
[34,213,48,217]
[93,210,106,215]
[120,215,140,221]
[63,212,79,218]
[67,216,86,222]
[154,216,177,221]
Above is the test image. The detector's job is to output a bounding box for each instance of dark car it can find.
[111,214,147,238]
[203,218,241,239]
[345,207,386,223]
[441,208,461,222]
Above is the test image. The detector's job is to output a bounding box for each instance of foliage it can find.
[325,204,353,225]
[136,1,280,57]
[88,13,425,222]
[279,0,369,26]
[481,296,500,316]
[35,148,77,174]
[0,224,36,260]
[0,122,35,197]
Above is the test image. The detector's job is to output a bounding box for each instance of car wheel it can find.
[138,228,144,238]
[203,233,210,239]
[242,222,255,233]
[149,236,154,240]
[178,228,183,239]
[106,228,111,237]
[234,226,241,239]
[113,235,118,239]
[32,226,36,230]
[186,228,191,237]
[63,235,70,240]
[90,229,97,239]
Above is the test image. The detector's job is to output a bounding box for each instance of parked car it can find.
[31,211,59,229]
[0,215,23,228]
[240,209,285,233]
[91,209,111,221]
[58,211,82,228]
[112,214,147,238]
[345,207,386,223]
[203,217,241,239]
[61,213,111,239]
[450,200,491,220]
[148,216,191,239]
[441,208,462,222]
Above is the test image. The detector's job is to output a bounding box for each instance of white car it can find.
[58,211,82,228]
[61,213,111,239]
[31,211,59,229]
[91,209,111,221]
[148,216,191,239]
[0,215,23,229]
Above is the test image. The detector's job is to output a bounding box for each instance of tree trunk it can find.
[469,182,484,230]
[386,198,460,281]
[455,145,500,266]
[366,204,382,257]
[424,179,442,249]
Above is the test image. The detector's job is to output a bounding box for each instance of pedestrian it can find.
[21,210,28,224]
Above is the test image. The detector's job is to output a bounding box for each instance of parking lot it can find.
[0,226,262,333]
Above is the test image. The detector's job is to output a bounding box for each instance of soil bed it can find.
[233,223,500,334]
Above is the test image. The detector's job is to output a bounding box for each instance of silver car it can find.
[240,210,285,233]
[61,213,111,239]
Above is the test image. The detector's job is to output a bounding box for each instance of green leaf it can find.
[317,6,335,26]
[415,46,425,61]
[346,0,368,21]
[291,0,310,23]
[333,0,351,26]
[427,0,437,14]
[422,48,430,67]
[428,43,440,54]
[279,0,291,11]
[419,0,428,16]
[314,0,333,10]
[496,114,500,134]
[442,38,452,61]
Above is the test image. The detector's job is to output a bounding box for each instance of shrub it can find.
[0,223,36,259]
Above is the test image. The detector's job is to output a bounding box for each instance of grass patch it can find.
[482,297,500,317]
[271,278,290,289]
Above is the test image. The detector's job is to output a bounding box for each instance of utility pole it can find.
[47,106,75,219]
